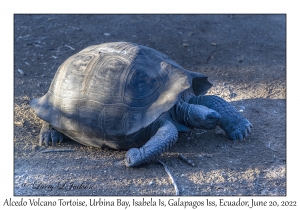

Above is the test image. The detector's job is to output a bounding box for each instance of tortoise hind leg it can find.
[189,95,252,140]
[125,119,178,167]
[39,121,64,146]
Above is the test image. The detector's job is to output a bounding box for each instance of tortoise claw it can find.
[39,133,44,146]
[243,129,249,138]
[51,131,59,146]
[232,120,252,141]
[225,119,252,141]
[45,133,51,146]
[59,133,64,144]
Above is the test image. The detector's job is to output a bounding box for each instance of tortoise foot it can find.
[224,118,252,141]
[125,148,143,167]
[39,122,64,146]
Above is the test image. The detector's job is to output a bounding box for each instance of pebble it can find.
[18,69,24,75]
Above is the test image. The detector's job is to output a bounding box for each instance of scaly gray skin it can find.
[189,95,253,140]
[124,99,222,167]
[125,119,178,167]
[39,94,252,167]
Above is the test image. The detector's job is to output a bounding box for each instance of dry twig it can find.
[179,154,195,167]
[157,160,179,196]
[41,149,74,153]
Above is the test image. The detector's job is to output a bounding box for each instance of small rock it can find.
[18,69,24,75]
[103,33,110,36]
[239,106,245,112]
[230,92,237,98]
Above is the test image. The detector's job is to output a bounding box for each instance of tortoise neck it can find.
[180,88,195,102]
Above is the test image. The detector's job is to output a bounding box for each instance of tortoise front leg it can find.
[125,119,178,167]
[39,121,64,146]
[189,95,252,140]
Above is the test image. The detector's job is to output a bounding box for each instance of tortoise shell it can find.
[30,42,212,149]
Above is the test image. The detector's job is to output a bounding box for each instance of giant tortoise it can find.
[30,42,252,167]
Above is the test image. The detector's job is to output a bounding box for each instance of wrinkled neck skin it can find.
[179,88,195,102]
[161,89,196,131]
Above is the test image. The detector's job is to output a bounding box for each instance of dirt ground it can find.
[14,14,286,196]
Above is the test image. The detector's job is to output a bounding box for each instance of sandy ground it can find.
[14,14,286,196]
